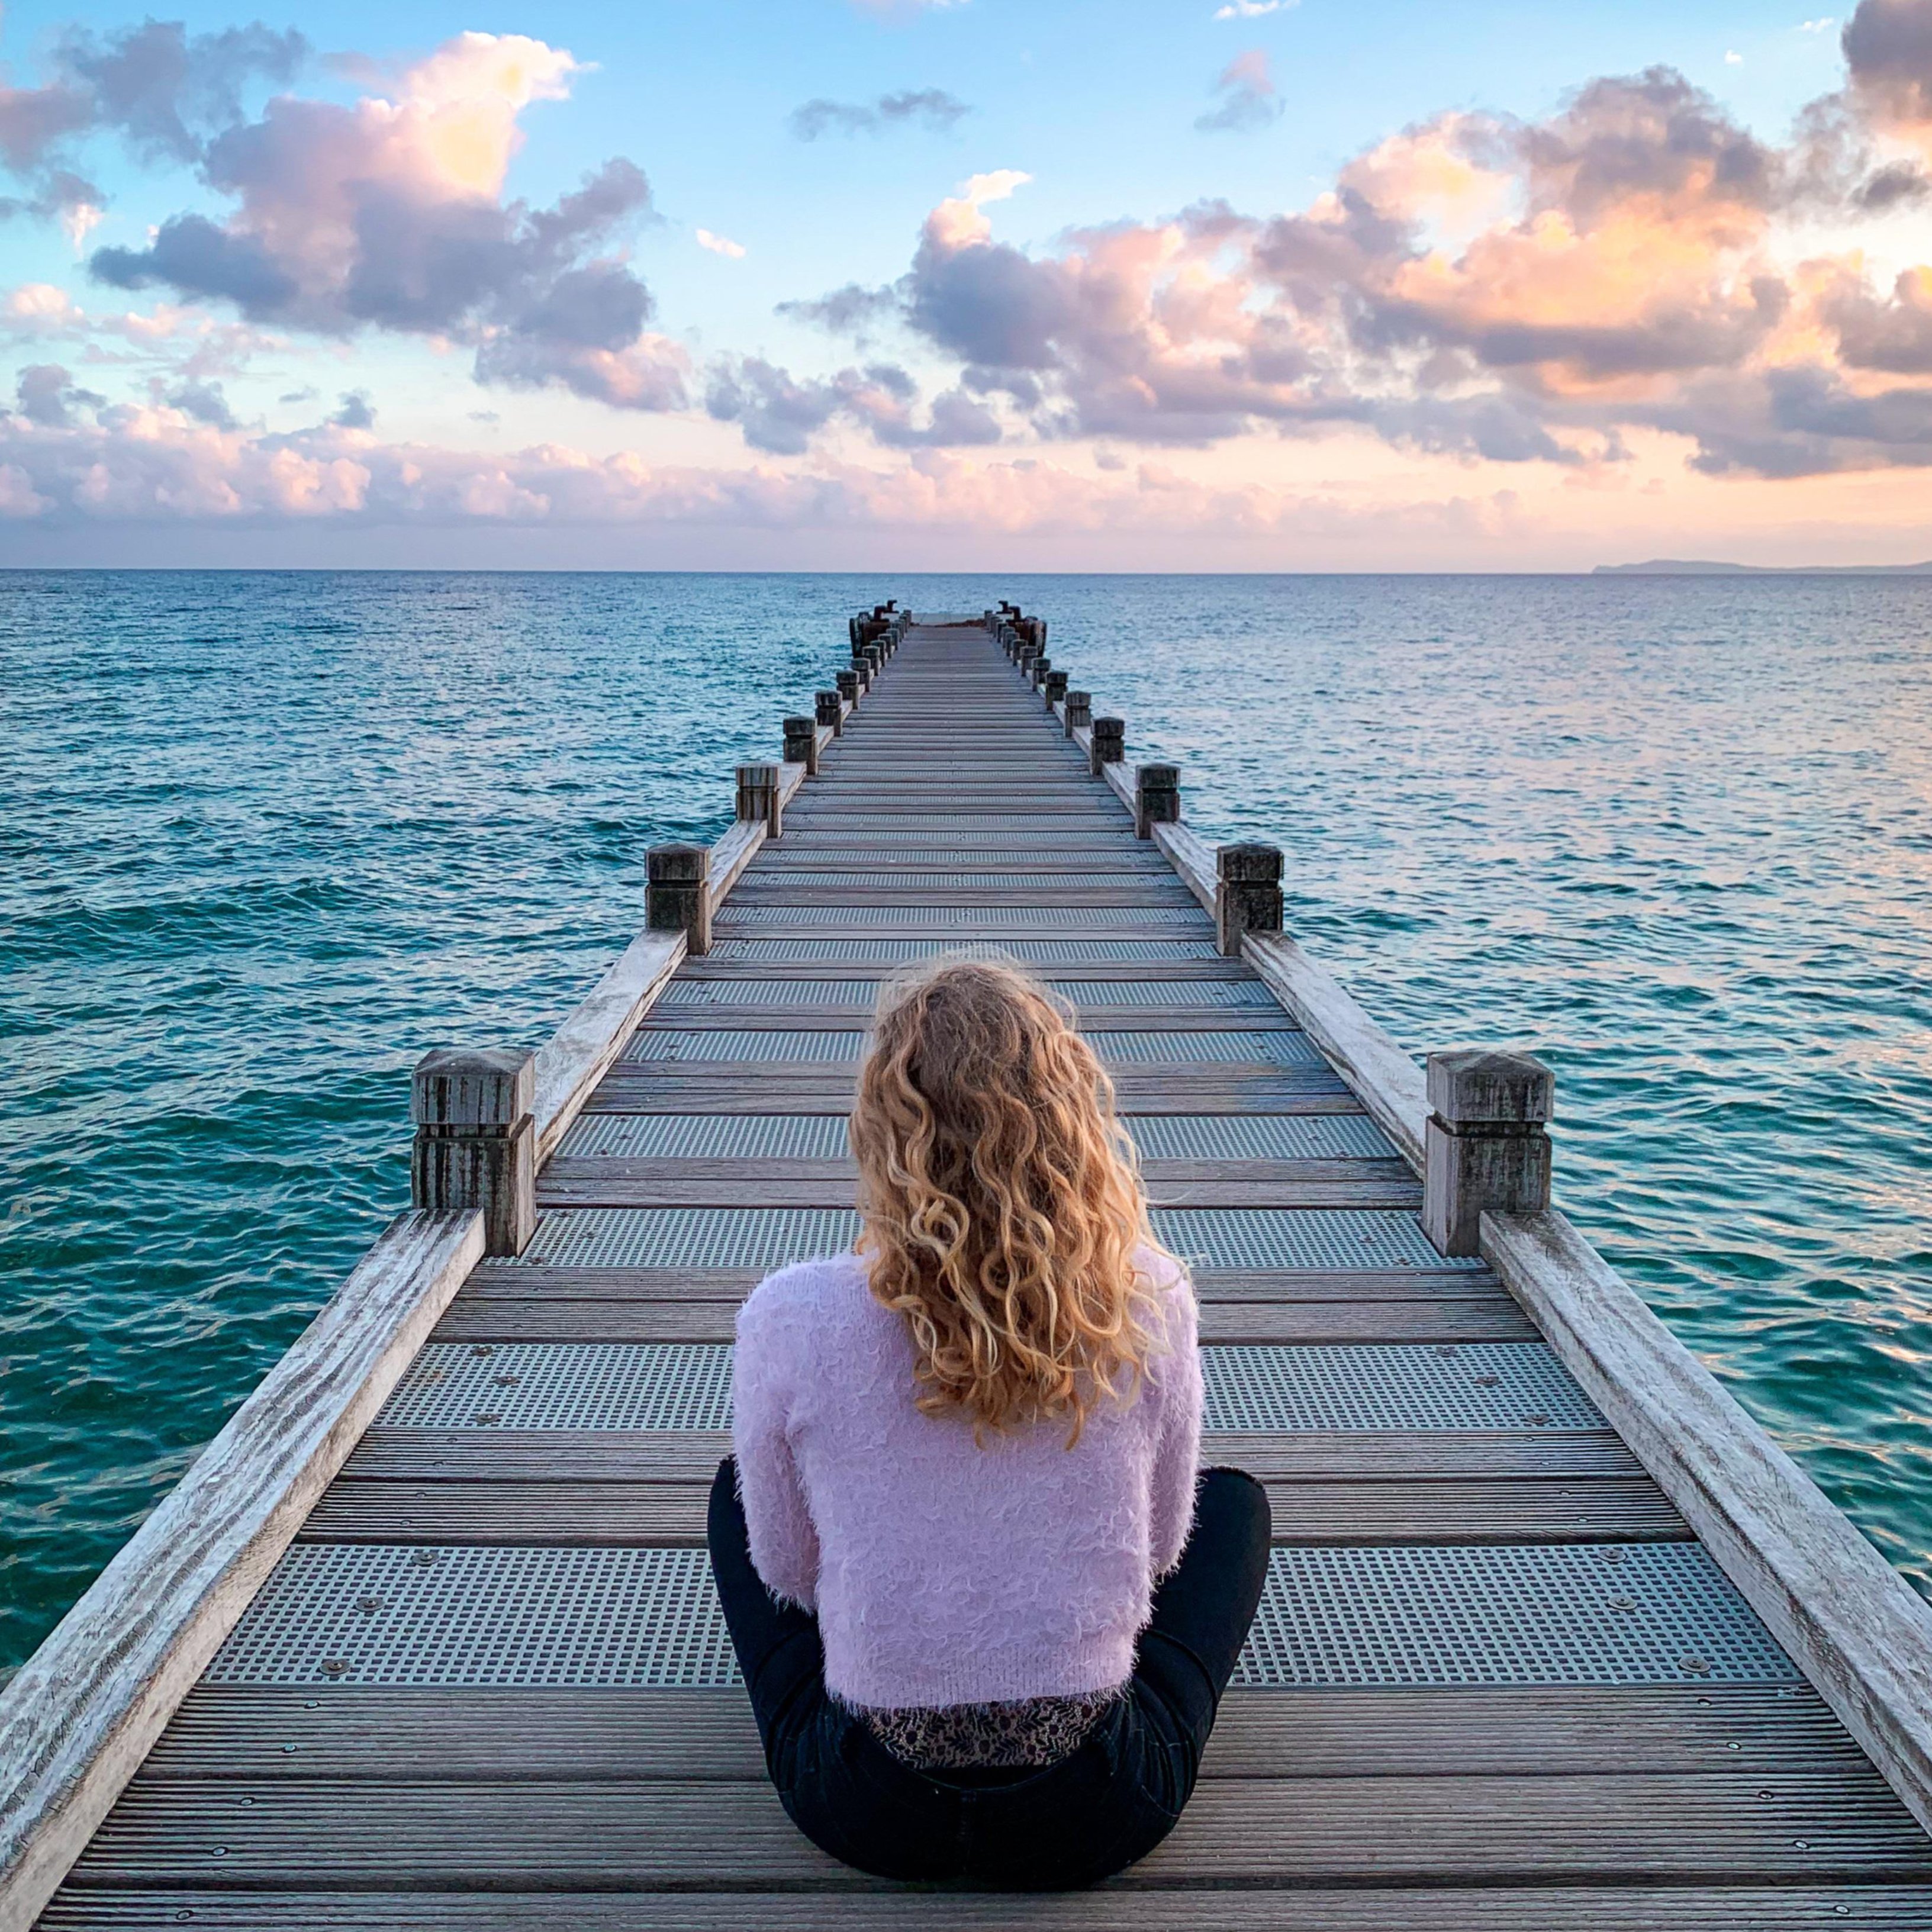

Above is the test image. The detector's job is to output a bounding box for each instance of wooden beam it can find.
[1229,891,1932,1840]
[1243,932,1429,1173]
[1486,1207,1932,1840]
[0,1212,484,1932]
[1153,820,1219,916]
[531,933,683,1161]
[705,820,765,913]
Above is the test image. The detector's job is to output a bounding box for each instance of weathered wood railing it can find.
[0,603,906,1932]
[990,599,1932,1840]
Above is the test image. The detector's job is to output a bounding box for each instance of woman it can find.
[707,958,1270,1888]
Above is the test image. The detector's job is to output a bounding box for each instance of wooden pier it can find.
[7,607,1932,1927]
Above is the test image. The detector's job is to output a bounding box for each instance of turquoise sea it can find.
[4,571,1929,1673]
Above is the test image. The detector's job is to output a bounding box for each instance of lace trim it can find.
[859,1689,1120,1770]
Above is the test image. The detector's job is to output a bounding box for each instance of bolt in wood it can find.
[736,762,783,838]
[410,1048,535,1257]
[1216,842,1283,957]
[646,840,712,955]
[1135,762,1180,838]
[1422,1049,1555,1257]
[783,715,819,777]
[1091,715,1125,776]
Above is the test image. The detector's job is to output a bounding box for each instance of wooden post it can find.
[1029,655,1052,691]
[647,841,711,955]
[1135,762,1180,839]
[1045,670,1068,705]
[816,688,842,739]
[1216,843,1283,957]
[1422,1050,1554,1257]
[736,762,783,838]
[410,1048,536,1258]
[1065,690,1091,739]
[836,668,859,707]
[1091,716,1125,777]
[783,715,819,777]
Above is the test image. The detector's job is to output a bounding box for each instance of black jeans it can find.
[706,1457,1271,1889]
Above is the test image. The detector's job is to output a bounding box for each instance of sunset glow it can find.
[5,1,1932,567]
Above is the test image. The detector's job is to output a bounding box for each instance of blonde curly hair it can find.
[851,957,1174,1444]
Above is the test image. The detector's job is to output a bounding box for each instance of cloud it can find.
[331,389,375,429]
[1842,0,1932,139]
[705,355,1000,452]
[82,33,685,413]
[12,362,110,427]
[0,395,1528,549]
[1212,1,1296,17]
[165,377,239,428]
[696,227,747,257]
[777,281,901,334]
[0,18,306,239]
[1196,50,1283,134]
[807,42,1932,477]
[54,20,308,165]
[788,87,971,140]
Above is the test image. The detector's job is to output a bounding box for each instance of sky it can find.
[2,0,1932,569]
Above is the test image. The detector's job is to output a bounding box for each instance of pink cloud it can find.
[78,32,686,413]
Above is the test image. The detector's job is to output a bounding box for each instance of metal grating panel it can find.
[659,981,874,1010]
[766,853,1173,871]
[623,1030,864,1063]
[1086,1031,1321,1065]
[206,1547,737,1688]
[559,1112,1393,1162]
[522,1205,1465,1272]
[207,1541,1796,1688]
[1235,1544,1796,1686]
[521,1207,859,1269]
[622,1029,1314,1068]
[558,1113,850,1160]
[658,980,1279,1010]
[782,814,1118,829]
[736,872,1189,890]
[781,830,1130,848]
[1151,1207,1478,1271]
[1057,981,1278,1008]
[709,938,1223,962]
[722,906,1211,929]
[1200,1342,1601,1430]
[1128,1113,1397,1160]
[371,1340,1586,1432]
[379,1343,734,1429]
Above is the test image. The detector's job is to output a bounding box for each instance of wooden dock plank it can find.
[38,1891,1932,1931]
[136,1683,1869,1783]
[63,1776,1932,1888]
[294,1474,1686,1547]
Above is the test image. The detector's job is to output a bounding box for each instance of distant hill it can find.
[1596,558,1932,576]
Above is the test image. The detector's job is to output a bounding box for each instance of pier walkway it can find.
[9,611,1932,1928]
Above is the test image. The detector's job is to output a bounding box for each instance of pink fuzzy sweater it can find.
[732,1250,1203,1711]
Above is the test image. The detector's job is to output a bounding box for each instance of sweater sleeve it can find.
[1147,1272,1205,1579]
[732,1283,821,1610]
